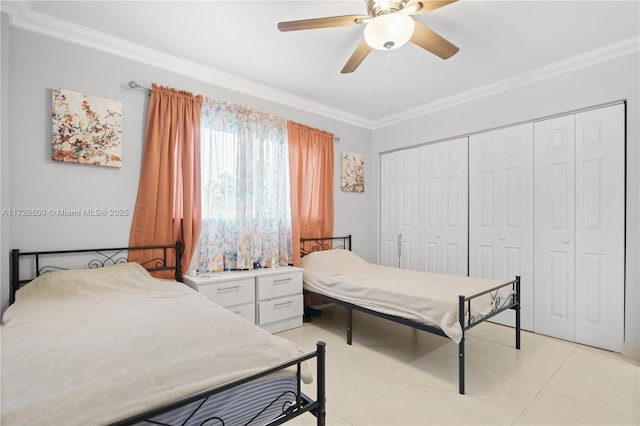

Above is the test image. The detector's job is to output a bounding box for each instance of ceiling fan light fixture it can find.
[364,13,415,50]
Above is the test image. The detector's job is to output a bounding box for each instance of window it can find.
[197,100,292,271]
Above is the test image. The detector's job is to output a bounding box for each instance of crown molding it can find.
[2,2,638,131]
[0,1,376,129]
[375,35,640,128]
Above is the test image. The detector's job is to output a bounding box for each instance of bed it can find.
[3,244,326,425]
[300,235,520,395]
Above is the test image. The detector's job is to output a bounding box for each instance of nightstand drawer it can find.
[258,294,303,325]
[199,278,254,308]
[226,302,256,323]
[257,272,302,300]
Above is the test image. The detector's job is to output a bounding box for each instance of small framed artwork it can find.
[51,88,123,167]
[341,151,364,192]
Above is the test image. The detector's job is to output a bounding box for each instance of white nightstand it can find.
[183,266,303,333]
[183,271,256,323]
[255,267,303,334]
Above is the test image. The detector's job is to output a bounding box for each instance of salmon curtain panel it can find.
[287,121,335,268]
[129,84,203,277]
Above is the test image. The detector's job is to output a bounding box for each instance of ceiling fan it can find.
[278,0,460,73]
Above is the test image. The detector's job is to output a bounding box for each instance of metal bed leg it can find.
[515,276,521,350]
[10,249,19,305]
[347,307,353,345]
[316,341,326,426]
[458,294,465,395]
[459,337,465,395]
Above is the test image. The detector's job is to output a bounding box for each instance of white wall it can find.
[1,23,374,312]
[372,52,640,354]
[1,13,10,314]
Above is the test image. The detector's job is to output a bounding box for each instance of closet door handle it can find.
[562,238,570,244]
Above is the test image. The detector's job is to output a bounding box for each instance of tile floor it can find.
[277,305,640,426]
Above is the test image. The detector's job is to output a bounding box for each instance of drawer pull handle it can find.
[273,278,293,284]
[217,285,241,292]
[274,301,293,308]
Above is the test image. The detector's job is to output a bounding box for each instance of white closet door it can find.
[534,104,624,352]
[574,104,625,352]
[469,123,534,330]
[380,148,420,269]
[419,137,468,274]
[534,114,576,341]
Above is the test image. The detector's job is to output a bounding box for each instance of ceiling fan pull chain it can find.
[387,51,392,70]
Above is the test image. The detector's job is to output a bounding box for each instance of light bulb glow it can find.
[364,13,415,50]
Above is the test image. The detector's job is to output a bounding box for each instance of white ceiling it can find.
[4,1,640,128]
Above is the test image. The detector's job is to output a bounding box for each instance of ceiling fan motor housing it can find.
[366,0,412,17]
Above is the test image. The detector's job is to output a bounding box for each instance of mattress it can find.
[301,249,512,343]
[0,262,312,425]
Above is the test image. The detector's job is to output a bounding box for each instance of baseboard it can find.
[622,343,640,361]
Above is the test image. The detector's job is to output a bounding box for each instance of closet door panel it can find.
[381,240,397,267]
[419,138,468,275]
[574,104,624,352]
[478,245,495,279]
[398,150,420,270]
[442,140,468,275]
[380,154,399,267]
[534,114,576,341]
[419,146,444,272]
[423,172,440,272]
[470,123,533,330]
[400,239,417,270]
[426,242,439,271]
[444,244,459,273]
[380,149,420,269]
[534,104,624,351]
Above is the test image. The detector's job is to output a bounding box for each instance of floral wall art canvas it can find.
[341,151,365,192]
[52,88,123,167]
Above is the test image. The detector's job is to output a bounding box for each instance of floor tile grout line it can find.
[506,346,576,425]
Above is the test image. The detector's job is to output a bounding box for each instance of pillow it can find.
[14,262,163,303]
[300,249,365,274]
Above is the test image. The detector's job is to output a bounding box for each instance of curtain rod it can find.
[128,80,340,142]
[128,81,151,92]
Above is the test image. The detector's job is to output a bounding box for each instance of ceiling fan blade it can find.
[341,39,372,74]
[410,21,459,59]
[410,0,458,15]
[278,15,369,32]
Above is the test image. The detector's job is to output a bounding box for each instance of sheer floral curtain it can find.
[197,99,292,271]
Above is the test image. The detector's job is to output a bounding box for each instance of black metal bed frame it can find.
[112,342,326,426]
[300,235,521,395]
[8,244,327,426]
[9,243,183,305]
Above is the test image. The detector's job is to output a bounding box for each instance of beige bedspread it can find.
[1,262,311,425]
[301,249,513,343]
